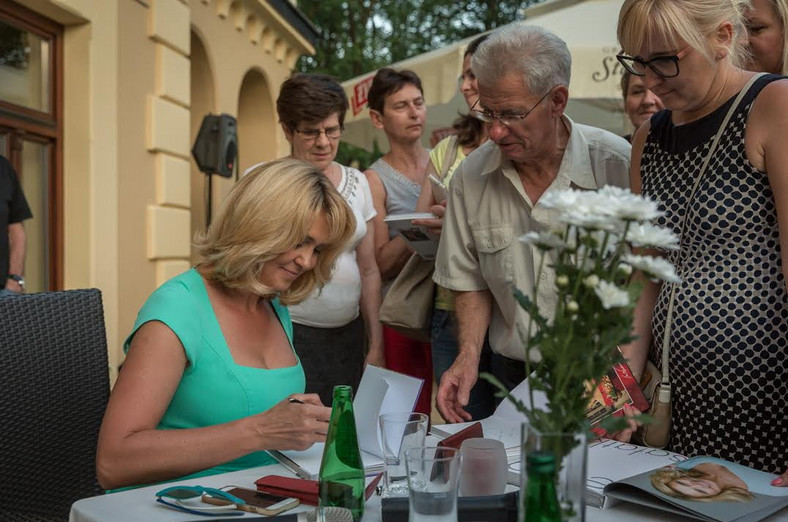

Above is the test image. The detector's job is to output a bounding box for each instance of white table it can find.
[68,463,788,521]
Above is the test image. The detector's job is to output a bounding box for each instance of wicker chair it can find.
[0,289,109,521]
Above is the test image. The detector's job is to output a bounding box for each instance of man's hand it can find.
[436,352,480,423]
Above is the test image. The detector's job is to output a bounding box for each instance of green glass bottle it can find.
[523,451,562,522]
[318,385,364,521]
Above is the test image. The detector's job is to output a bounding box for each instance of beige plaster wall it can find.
[117,0,159,360]
[18,0,313,379]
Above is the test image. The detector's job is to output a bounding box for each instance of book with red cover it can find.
[255,473,382,506]
[585,361,649,437]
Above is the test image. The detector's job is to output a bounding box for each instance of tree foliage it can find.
[295,1,543,167]
[297,0,543,79]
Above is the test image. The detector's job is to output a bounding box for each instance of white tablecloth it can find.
[68,463,788,521]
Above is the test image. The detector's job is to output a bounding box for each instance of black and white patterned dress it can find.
[641,74,788,474]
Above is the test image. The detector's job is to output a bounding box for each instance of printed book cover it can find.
[585,361,650,437]
[604,456,788,521]
[383,212,438,260]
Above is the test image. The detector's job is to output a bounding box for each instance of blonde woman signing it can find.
[96,159,355,489]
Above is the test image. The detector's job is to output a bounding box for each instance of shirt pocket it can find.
[470,224,514,287]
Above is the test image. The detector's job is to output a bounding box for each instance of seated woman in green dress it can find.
[96,159,356,490]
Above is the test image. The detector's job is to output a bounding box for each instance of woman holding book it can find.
[617,0,788,476]
[413,34,496,420]
[96,160,355,489]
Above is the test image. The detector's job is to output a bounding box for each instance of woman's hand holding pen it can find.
[249,393,330,452]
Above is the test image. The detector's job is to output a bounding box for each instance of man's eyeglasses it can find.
[295,126,343,141]
[616,46,691,78]
[470,87,555,127]
[155,485,245,517]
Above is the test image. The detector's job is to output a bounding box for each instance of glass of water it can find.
[379,412,429,497]
[404,446,462,522]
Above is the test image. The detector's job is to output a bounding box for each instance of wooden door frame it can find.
[0,1,63,290]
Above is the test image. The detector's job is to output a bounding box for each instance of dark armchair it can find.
[0,289,110,521]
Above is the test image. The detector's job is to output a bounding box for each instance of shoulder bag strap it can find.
[657,73,765,400]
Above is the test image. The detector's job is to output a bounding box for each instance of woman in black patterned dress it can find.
[616,0,788,480]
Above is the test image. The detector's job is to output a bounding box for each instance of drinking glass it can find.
[459,438,508,496]
[378,412,429,497]
[405,446,462,522]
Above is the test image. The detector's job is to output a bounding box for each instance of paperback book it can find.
[383,212,438,260]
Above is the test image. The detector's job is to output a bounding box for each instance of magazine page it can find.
[585,439,687,508]
[383,212,438,260]
[605,456,788,522]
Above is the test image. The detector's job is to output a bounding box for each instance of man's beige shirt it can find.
[433,116,631,361]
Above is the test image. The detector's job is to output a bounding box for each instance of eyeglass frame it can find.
[469,86,557,128]
[616,46,692,79]
[155,485,246,517]
[293,125,344,141]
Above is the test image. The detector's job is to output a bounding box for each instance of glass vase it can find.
[519,424,587,522]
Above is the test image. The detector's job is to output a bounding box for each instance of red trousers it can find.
[383,325,433,416]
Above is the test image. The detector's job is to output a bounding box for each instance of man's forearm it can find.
[7,223,26,275]
[453,290,493,362]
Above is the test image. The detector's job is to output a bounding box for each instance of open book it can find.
[383,212,438,260]
[604,456,788,521]
[271,365,423,479]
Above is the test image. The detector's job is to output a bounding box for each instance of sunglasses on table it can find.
[616,46,692,78]
[155,485,246,517]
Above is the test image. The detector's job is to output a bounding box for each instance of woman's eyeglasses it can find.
[155,485,245,517]
[616,46,691,78]
[295,126,343,141]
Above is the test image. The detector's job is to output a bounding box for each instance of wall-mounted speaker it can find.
[191,113,237,178]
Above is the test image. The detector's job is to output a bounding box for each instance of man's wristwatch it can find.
[7,274,25,289]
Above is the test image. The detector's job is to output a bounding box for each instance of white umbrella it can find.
[340,0,629,151]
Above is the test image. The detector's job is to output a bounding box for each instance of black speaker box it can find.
[192,113,238,178]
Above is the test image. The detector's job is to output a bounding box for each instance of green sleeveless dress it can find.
[123,268,305,483]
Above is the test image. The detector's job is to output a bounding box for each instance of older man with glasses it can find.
[432,24,632,423]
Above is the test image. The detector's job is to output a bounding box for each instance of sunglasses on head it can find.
[155,485,246,517]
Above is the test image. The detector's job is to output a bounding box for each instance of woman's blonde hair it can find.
[650,466,755,503]
[618,0,752,67]
[194,158,355,305]
[767,0,788,73]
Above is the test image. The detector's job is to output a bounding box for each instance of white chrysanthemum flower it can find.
[594,185,663,221]
[567,300,579,313]
[617,263,633,276]
[559,209,622,231]
[622,254,682,283]
[583,275,600,288]
[519,231,568,251]
[540,189,585,213]
[594,280,630,309]
[556,275,570,287]
[626,223,680,250]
